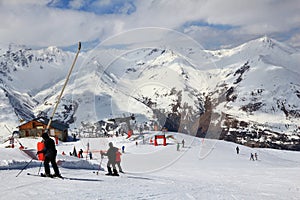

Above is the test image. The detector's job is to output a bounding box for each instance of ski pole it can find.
[96,155,104,175]
[37,161,43,175]
[16,158,34,177]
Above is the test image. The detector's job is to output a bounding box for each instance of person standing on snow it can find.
[250,153,255,161]
[37,132,61,178]
[78,149,83,158]
[236,146,240,154]
[72,146,77,157]
[116,149,124,173]
[101,142,119,176]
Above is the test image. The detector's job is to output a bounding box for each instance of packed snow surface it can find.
[1,132,300,200]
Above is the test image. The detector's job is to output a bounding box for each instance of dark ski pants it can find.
[107,160,117,170]
[44,155,60,175]
[107,160,118,175]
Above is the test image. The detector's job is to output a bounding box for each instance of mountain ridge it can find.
[1,36,299,150]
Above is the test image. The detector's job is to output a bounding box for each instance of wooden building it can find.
[18,117,69,141]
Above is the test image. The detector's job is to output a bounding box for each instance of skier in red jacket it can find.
[116,150,123,173]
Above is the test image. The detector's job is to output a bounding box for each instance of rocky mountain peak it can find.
[0,37,299,151]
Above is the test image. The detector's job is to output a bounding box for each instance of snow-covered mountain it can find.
[207,37,300,150]
[0,43,84,136]
[1,37,299,150]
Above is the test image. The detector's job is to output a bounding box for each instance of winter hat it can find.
[109,142,113,147]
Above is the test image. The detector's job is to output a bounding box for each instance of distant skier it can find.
[78,149,83,158]
[116,150,123,173]
[72,133,77,141]
[37,132,61,178]
[177,142,180,151]
[250,153,255,161]
[101,142,119,176]
[236,146,240,154]
[182,139,185,148]
[122,145,125,153]
[73,146,77,157]
[142,135,145,144]
[254,153,258,160]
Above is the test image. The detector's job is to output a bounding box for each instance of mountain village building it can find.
[18,117,68,141]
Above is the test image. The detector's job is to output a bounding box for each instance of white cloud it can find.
[0,2,122,47]
[68,0,85,9]
[0,0,299,49]
[119,0,300,49]
[93,0,112,7]
[0,0,49,6]
[288,32,300,48]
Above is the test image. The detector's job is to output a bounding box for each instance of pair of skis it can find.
[27,173,64,179]
[93,171,122,176]
[27,172,103,182]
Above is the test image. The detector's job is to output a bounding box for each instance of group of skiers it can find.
[37,131,124,177]
[250,152,258,161]
[69,142,124,176]
[101,142,123,176]
[177,139,185,151]
[236,146,259,161]
[69,147,84,158]
[37,130,264,179]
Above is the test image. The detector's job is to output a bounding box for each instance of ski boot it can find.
[53,174,63,179]
[113,169,119,176]
[41,173,53,178]
[105,167,113,176]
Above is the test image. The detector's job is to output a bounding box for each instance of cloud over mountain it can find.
[0,0,299,49]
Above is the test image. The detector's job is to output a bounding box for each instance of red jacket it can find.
[116,151,121,162]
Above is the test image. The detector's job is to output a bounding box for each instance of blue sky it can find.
[46,0,136,15]
[0,0,299,50]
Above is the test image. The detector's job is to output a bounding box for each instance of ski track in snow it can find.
[0,132,300,200]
